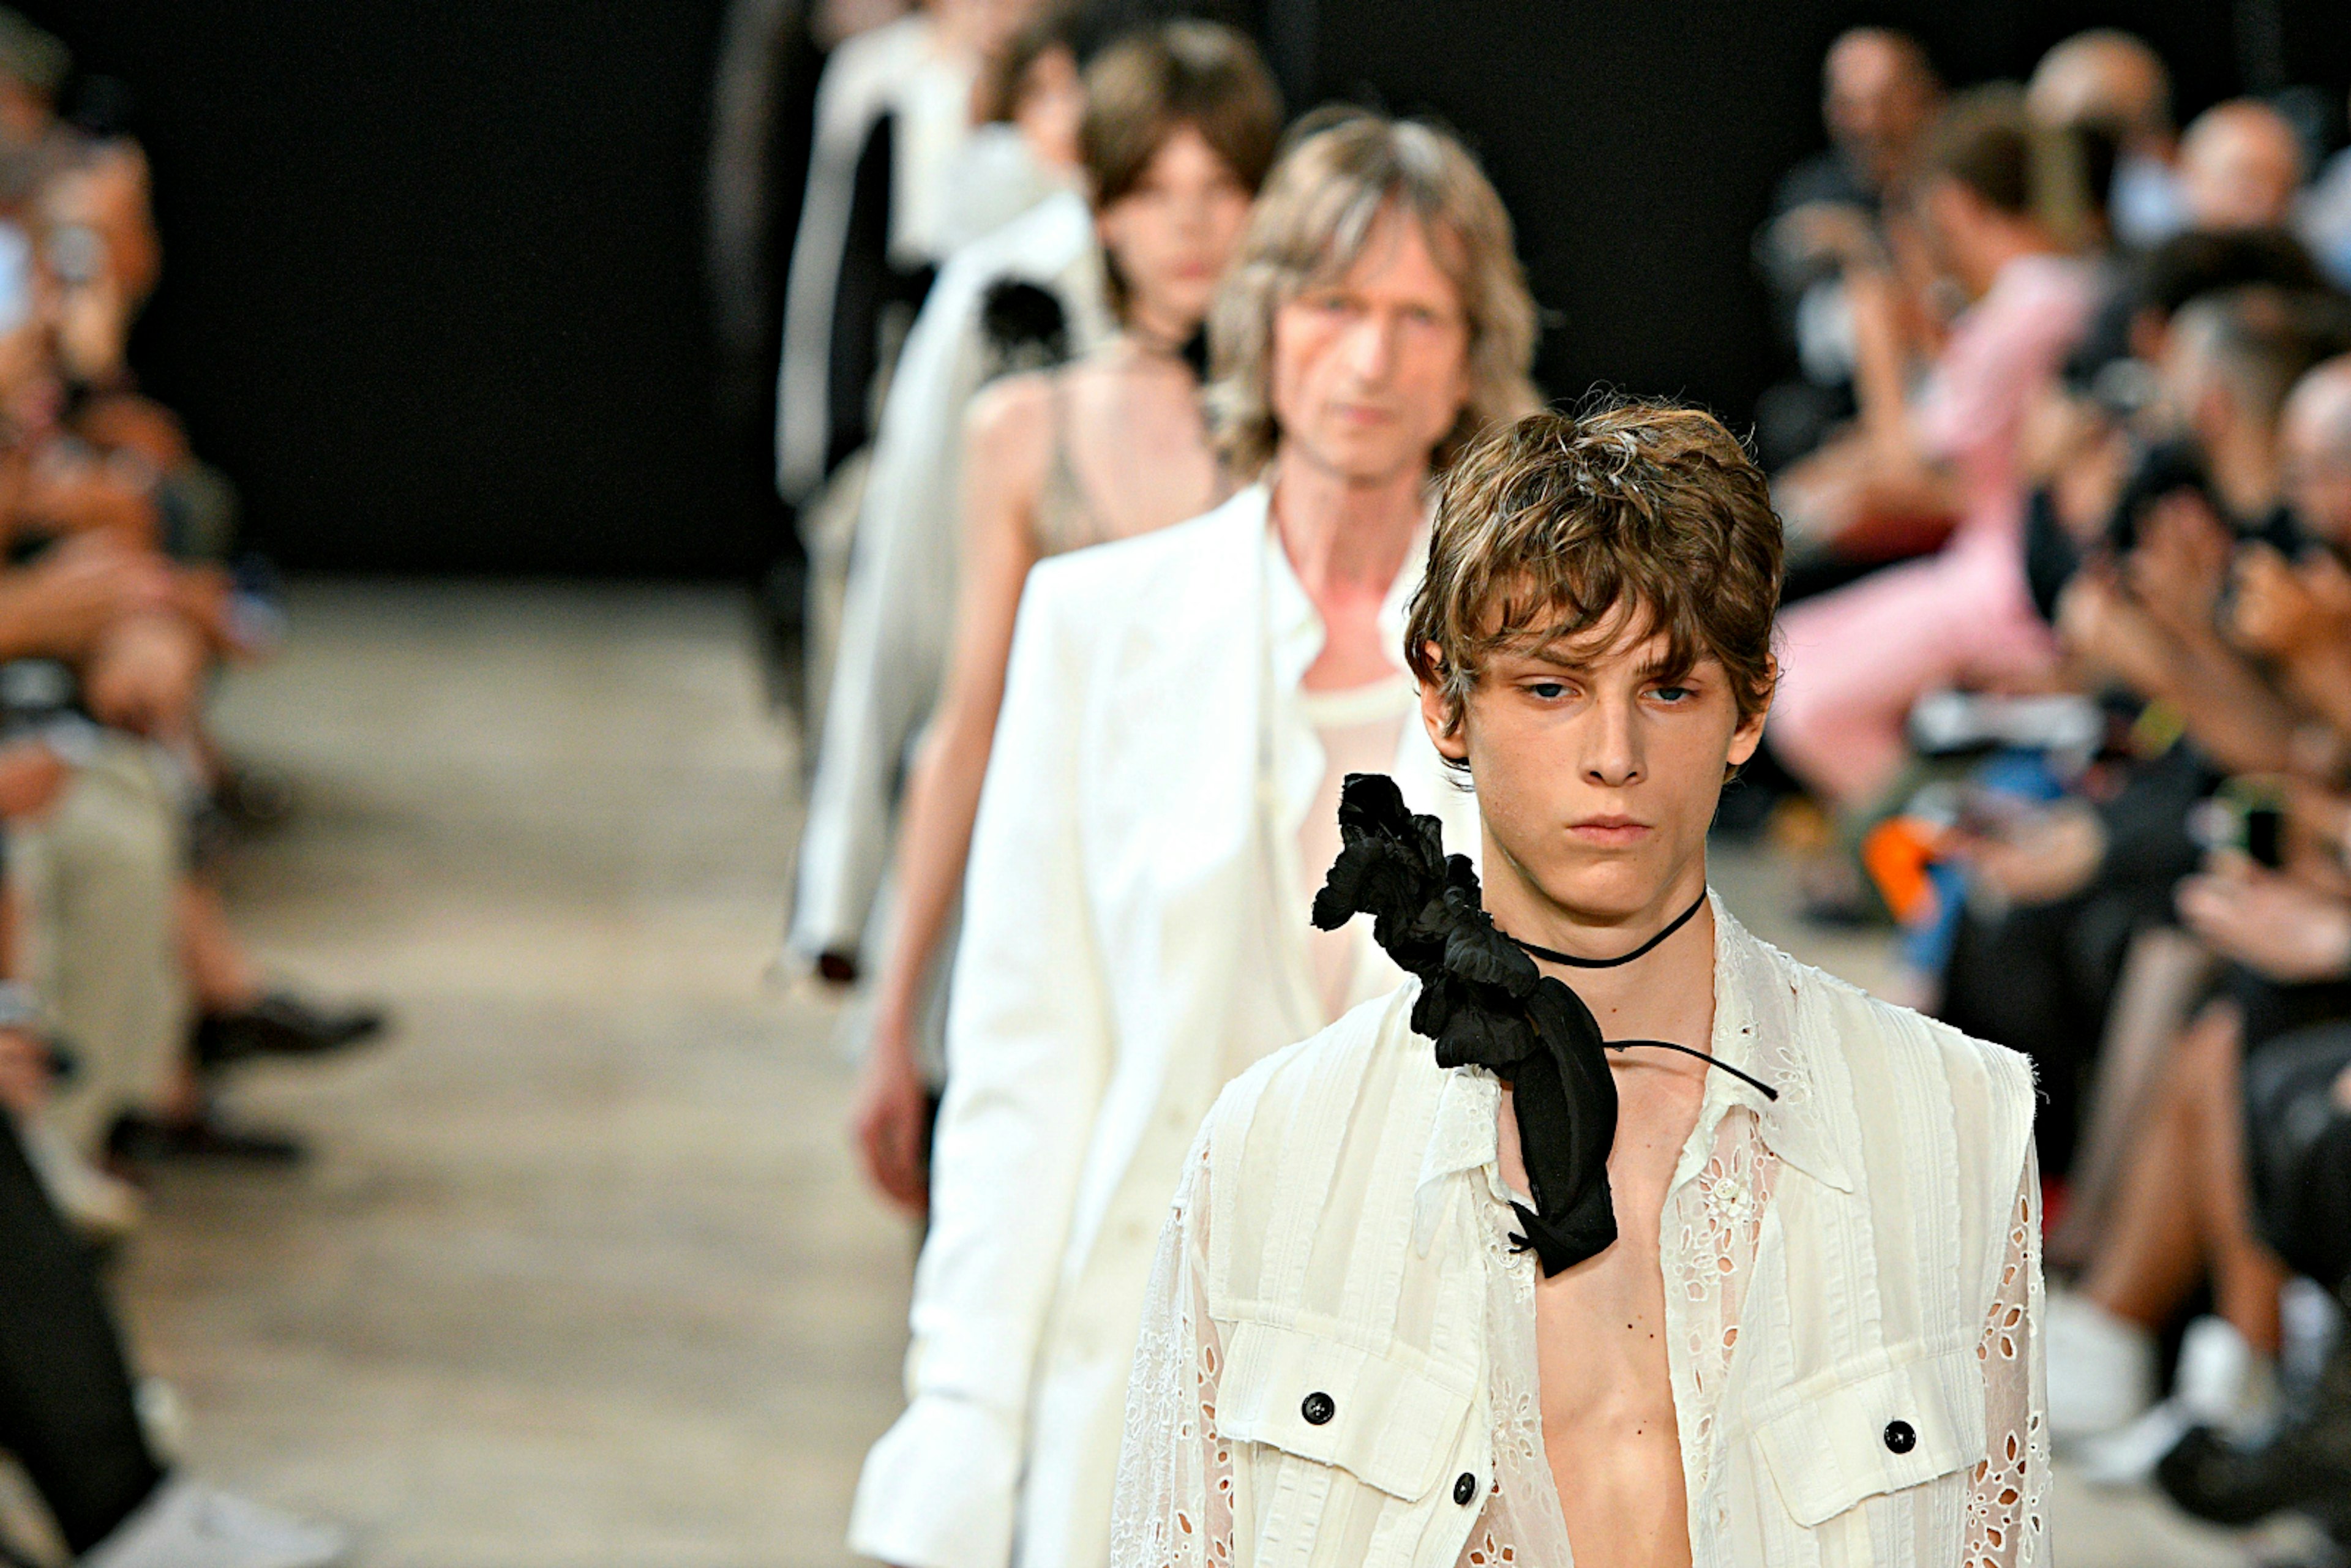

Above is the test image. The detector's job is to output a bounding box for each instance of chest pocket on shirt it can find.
[1749,1342,1984,1527]
[1214,1316,1475,1501]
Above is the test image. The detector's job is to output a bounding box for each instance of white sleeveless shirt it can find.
[1114,898,2045,1568]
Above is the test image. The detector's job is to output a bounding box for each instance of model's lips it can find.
[1565,816,1651,846]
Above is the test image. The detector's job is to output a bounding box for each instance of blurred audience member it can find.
[2177,98,2304,235]
[1752,27,1941,467]
[0,1105,346,1567]
[2300,88,2351,291]
[1771,89,2098,809]
[2027,29,2183,248]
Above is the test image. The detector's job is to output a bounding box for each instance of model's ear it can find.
[1417,647,1471,763]
[1726,654,1775,770]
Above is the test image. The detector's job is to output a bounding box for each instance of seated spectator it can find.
[0,1063,345,1566]
[2046,857,2351,1492]
[2301,87,2351,291]
[1750,26,1941,467]
[0,18,383,1215]
[2176,98,2304,235]
[1770,89,2099,809]
[2027,29,2183,249]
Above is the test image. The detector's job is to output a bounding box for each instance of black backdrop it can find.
[21,1,2351,577]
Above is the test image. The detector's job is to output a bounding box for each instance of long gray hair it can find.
[1204,111,1540,478]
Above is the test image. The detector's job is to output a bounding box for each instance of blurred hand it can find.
[2126,490,2233,640]
[83,609,205,738]
[0,738,67,820]
[850,1017,931,1215]
[0,532,171,657]
[1951,801,2107,907]
[0,1026,48,1115]
[2057,566,2175,697]
[2177,857,2351,983]
[2227,544,2323,658]
[1768,201,1882,274]
[2282,776,2351,859]
[2301,548,2351,621]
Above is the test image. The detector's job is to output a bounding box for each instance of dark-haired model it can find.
[1114,406,2045,1568]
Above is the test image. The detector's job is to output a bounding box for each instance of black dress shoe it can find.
[108,1110,309,1166]
[195,992,388,1069]
[2158,1351,2351,1540]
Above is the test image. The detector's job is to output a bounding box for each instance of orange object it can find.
[1862,816,1944,925]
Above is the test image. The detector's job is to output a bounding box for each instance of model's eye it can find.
[1528,681,1569,700]
[1651,685,1693,704]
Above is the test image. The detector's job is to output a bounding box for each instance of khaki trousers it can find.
[15,737,187,1152]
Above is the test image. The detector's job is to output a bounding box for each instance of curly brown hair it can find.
[1405,401,1784,748]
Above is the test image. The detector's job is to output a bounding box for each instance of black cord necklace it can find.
[1503,888,1779,1103]
[1504,887,1709,969]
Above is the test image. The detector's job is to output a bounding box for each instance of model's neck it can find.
[1122,299,1198,362]
[1267,448,1428,603]
[1964,227,2050,301]
[1482,844,1717,1048]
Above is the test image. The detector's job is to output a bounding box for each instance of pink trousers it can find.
[1769,530,2059,808]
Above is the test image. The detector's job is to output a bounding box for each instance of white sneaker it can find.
[20,1117,141,1241]
[79,1479,347,1568]
[2074,1316,2280,1487]
[2046,1288,2158,1442]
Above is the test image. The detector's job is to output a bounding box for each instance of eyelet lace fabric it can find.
[1663,1107,1780,1513]
[1963,1153,2047,1568]
[1113,1145,1237,1568]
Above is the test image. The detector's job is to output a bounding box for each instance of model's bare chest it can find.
[1505,1062,1708,1564]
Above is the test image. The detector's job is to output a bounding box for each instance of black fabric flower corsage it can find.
[1311,772,1619,1275]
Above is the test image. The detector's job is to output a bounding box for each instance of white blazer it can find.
[790,192,1109,964]
[847,487,1482,1568]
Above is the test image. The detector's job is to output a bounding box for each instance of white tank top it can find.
[1295,670,1421,1022]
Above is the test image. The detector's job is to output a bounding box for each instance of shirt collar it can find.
[1703,893,1854,1193]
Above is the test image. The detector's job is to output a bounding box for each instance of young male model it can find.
[1115,405,2045,1567]
[847,114,1537,1568]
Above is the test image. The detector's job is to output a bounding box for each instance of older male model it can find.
[1116,405,2045,1567]
[847,114,1537,1568]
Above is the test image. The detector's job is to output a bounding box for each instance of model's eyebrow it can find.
[1515,642,1685,677]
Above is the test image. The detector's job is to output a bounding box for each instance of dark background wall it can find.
[23,0,737,577]
[20,1,2351,577]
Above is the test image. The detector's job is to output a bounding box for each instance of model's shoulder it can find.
[942,190,1090,282]
[1024,487,1259,599]
[1202,984,1428,1150]
[965,367,1054,446]
[1748,926,2035,1105]
[816,13,929,102]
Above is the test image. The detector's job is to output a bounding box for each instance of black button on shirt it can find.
[1301,1391,1335,1425]
[1883,1419,1917,1454]
[1453,1472,1478,1506]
